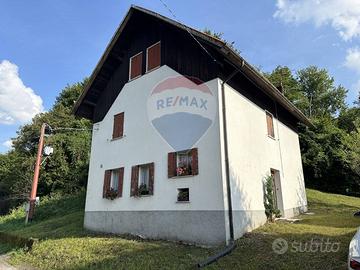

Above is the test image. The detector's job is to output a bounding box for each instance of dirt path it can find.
[0,255,35,270]
[0,255,17,270]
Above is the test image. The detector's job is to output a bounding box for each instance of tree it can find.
[264,66,307,110]
[297,66,347,119]
[266,65,358,195]
[299,117,358,193]
[343,119,360,186]
[0,80,92,214]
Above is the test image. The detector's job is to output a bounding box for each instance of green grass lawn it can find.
[1,189,359,269]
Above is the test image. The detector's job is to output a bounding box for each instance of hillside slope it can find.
[0,189,359,269]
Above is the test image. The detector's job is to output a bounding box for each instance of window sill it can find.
[176,201,190,203]
[170,174,195,179]
[103,197,119,200]
[111,135,126,141]
[134,194,153,198]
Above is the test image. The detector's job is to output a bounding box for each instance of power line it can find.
[52,127,92,132]
[158,0,217,63]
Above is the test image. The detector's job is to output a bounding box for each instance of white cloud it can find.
[345,47,360,73]
[274,0,360,41]
[0,60,44,125]
[2,140,13,149]
[344,47,360,96]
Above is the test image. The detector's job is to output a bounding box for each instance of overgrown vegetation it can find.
[263,174,281,221]
[0,189,359,269]
[0,80,92,214]
[265,66,360,195]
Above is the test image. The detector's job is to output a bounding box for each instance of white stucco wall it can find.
[84,66,307,244]
[85,65,225,213]
[221,83,307,237]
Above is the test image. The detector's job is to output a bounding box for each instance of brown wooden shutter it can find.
[168,152,176,178]
[130,166,139,196]
[148,163,155,195]
[191,148,199,175]
[147,42,161,72]
[112,112,124,139]
[130,52,142,80]
[266,112,274,137]
[117,167,124,198]
[103,170,111,198]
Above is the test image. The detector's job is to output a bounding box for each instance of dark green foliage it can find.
[265,65,347,119]
[266,66,360,195]
[0,80,91,214]
[297,66,347,118]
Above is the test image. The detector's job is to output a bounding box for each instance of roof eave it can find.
[73,7,136,117]
[218,45,313,127]
[73,5,312,128]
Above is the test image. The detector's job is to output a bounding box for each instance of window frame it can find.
[129,51,143,81]
[110,169,120,192]
[168,148,198,178]
[103,167,124,199]
[177,188,190,203]
[139,164,150,189]
[131,162,154,197]
[175,150,193,177]
[146,41,161,73]
[265,111,275,139]
[112,112,124,140]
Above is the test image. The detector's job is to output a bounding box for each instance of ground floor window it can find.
[177,188,189,202]
[138,164,150,195]
[103,167,124,199]
[131,163,154,197]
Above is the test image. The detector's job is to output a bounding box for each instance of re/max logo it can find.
[156,96,208,110]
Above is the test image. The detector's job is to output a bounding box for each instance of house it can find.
[73,5,309,246]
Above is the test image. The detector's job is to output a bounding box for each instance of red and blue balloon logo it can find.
[147,75,216,151]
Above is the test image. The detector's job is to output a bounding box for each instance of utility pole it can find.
[26,123,46,224]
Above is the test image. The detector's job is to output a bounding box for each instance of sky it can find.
[0,0,359,153]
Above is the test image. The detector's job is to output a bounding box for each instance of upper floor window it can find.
[112,112,124,139]
[266,111,275,138]
[129,52,143,80]
[168,148,198,178]
[146,41,161,72]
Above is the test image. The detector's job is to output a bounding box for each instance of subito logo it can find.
[147,75,216,151]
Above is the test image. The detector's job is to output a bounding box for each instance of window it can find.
[131,163,154,197]
[139,164,150,195]
[146,41,161,72]
[177,188,189,202]
[129,52,143,80]
[176,151,192,176]
[266,112,275,138]
[103,168,124,199]
[111,169,120,192]
[168,148,198,178]
[112,112,124,139]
